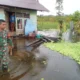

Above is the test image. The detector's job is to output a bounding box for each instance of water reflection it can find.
[0,38,80,80]
[0,38,48,80]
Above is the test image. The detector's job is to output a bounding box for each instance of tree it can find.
[55,0,64,37]
[72,11,80,22]
[56,0,63,16]
[64,15,73,22]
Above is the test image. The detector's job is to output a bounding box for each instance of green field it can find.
[37,21,59,30]
[37,16,71,31]
[37,21,70,31]
[44,42,80,64]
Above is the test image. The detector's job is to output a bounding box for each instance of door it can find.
[16,18,27,35]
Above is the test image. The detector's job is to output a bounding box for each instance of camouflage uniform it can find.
[0,30,13,71]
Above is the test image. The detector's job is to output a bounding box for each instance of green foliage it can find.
[64,15,73,22]
[37,16,70,31]
[37,10,80,31]
[44,42,80,64]
[37,16,59,30]
[72,11,80,22]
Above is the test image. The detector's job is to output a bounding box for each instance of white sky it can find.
[37,0,80,15]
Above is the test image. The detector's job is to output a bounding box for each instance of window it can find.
[24,13,30,18]
[16,13,23,17]
[16,13,30,18]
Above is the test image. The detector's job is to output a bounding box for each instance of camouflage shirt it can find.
[0,30,13,57]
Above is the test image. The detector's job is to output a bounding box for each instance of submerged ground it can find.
[0,38,80,80]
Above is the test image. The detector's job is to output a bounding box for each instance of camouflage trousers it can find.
[0,47,9,70]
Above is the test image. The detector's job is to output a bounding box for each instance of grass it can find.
[37,21,70,31]
[44,42,80,64]
[37,21,58,31]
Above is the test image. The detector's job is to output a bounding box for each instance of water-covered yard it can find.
[0,38,80,80]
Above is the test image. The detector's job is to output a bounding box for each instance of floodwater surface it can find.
[0,38,80,80]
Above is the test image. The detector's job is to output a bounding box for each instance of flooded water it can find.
[0,38,80,80]
[38,30,59,38]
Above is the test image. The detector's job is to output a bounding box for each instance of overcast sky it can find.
[37,0,80,15]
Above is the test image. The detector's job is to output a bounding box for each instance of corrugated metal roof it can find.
[0,0,49,11]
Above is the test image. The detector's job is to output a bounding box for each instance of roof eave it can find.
[0,3,49,12]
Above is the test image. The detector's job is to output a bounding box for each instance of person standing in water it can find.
[0,19,13,72]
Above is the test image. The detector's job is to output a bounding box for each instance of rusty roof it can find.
[0,0,49,11]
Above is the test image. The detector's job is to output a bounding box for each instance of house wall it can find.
[0,8,9,30]
[5,11,9,30]
[4,8,37,35]
[30,10,37,30]
[0,8,5,20]
[12,8,37,30]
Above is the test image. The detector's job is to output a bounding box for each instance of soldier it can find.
[0,19,13,72]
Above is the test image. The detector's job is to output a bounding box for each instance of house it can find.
[0,0,48,35]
